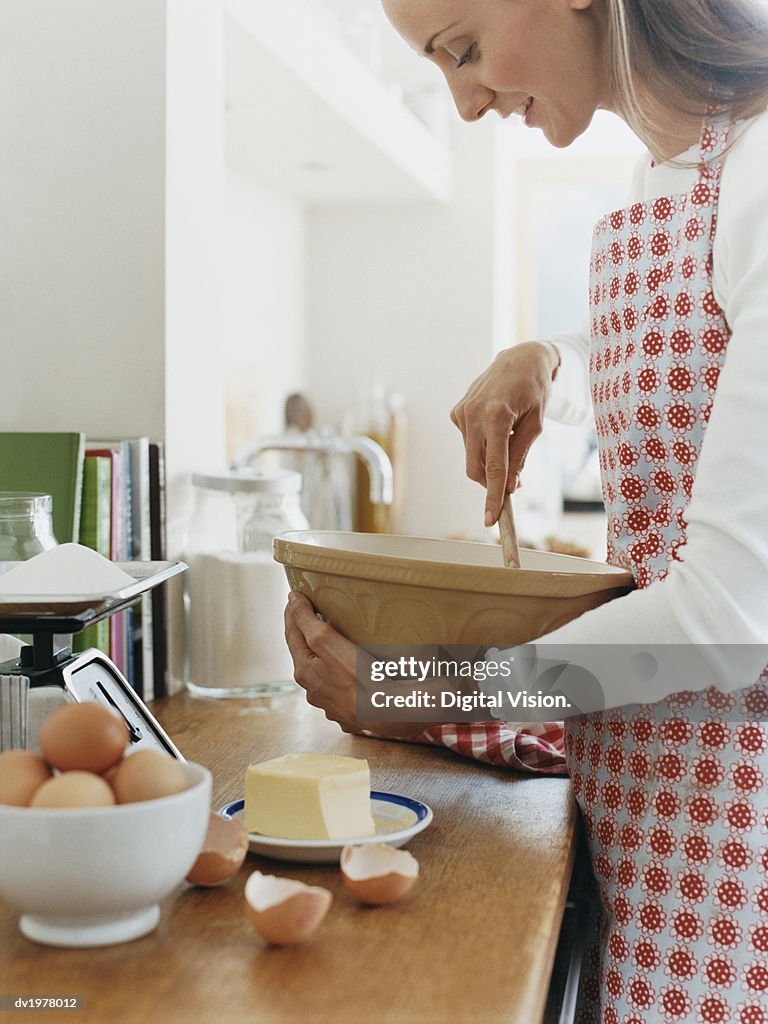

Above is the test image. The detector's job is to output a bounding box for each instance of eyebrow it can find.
[424,22,460,54]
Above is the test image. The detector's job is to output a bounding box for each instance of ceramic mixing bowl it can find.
[274,531,633,647]
[0,761,211,947]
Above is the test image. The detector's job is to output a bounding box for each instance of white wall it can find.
[306,119,499,541]
[0,0,231,554]
[0,0,166,437]
[165,0,227,544]
[221,169,306,465]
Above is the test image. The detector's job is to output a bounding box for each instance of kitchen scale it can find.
[0,561,187,759]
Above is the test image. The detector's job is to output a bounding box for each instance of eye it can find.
[456,43,476,69]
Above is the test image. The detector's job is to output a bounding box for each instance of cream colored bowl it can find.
[274,531,633,647]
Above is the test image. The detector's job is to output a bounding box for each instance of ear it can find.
[569,0,595,9]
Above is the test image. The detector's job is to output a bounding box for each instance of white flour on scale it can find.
[0,544,136,596]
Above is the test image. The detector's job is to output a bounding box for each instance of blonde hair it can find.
[605,0,768,145]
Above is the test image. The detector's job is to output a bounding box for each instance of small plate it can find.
[218,790,433,864]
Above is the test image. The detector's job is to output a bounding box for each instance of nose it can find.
[446,77,494,122]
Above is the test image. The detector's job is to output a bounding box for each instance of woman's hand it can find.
[284,592,437,738]
[450,341,560,526]
[284,591,359,732]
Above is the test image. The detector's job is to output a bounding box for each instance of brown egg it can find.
[244,871,332,945]
[111,749,188,804]
[0,749,53,806]
[340,844,419,905]
[39,701,128,774]
[101,761,121,786]
[186,813,249,886]
[29,771,116,808]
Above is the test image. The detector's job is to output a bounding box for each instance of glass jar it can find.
[0,493,58,563]
[183,470,308,699]
[0,493,59,702]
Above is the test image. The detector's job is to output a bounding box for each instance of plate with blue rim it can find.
[218,790,433,864]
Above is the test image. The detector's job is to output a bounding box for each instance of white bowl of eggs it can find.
[0,702,211,947]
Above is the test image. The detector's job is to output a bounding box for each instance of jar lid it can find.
[0,492,53,517]
[192,469,302,494]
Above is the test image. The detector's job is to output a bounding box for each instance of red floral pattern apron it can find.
[565,118,768,1024]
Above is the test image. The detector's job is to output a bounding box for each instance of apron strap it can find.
[697,110,731,184]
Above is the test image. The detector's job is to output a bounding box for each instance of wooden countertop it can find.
[1,690,578,1024]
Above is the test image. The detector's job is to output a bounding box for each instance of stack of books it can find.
[0,432,169,700]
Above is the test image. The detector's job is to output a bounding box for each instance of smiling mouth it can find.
[499,97,533,121]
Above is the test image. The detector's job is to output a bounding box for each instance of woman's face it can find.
[382,0,612,148]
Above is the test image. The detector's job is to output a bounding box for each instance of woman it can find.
[285,2,768,1021]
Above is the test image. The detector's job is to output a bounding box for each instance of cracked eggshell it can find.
[244,871,332,944]
[186,812,249,886]
[340,844,419,905]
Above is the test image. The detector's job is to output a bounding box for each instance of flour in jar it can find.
[188,551,293,689]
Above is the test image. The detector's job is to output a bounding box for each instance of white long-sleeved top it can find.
[494,112,768,713]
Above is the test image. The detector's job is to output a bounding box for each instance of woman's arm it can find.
[544,324,594,427]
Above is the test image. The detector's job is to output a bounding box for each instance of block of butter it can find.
[244,753,376,840]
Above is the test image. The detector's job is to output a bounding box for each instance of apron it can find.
[565,117,768,1024]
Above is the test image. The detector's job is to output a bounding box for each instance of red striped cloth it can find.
[365,721,568,774]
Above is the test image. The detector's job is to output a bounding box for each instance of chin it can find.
[543,132,573,149]
[542,118,590,149]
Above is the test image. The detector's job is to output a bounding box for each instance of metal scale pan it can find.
[0,561,187,758]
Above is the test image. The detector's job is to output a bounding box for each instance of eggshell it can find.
[29,770,116,808]
[340,844,419,905]
[186,812,249,886]
[0,749,53,806]
[39,701,128,774]
[111,749,188,804]
[244,871,332,944]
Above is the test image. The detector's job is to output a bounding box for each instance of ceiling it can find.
[224,0,453,203]
[312,0,446,93]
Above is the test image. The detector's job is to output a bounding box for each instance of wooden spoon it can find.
[498,494,521,568]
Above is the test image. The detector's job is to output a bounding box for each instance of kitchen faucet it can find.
[232,432,394,506]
